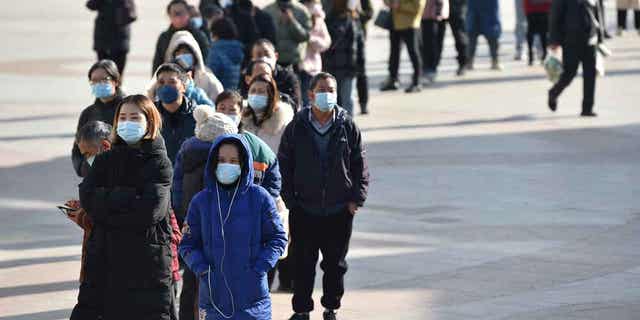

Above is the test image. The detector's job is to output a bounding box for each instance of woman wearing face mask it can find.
[72,60,125,178]
[241,74,294,153]
[179,133,287,320]
[78,95,174,320]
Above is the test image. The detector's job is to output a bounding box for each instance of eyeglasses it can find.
[89,76,113,85]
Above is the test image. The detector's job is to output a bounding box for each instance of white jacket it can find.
[241,101,294,153]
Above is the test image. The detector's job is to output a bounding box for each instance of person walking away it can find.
[380,0,426,93]
[448,0,469,75]
[279,72,369,320]
[524,0,551,65]
[421,0,450,83]
[322,0,364,115]
[207,18,245,90]
[616,0,640,35]
[264,0,313,69]
[152,0,210,75]
[77,95,174,320]
[300,0,332,108]
[466,0,503,70]
[86,0,136,75]
[548,0,604,117]
[72,60,124,178]
[241,74,294,152]
[179,133,287,320]
[162,31,224,101]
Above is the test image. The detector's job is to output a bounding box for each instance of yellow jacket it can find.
[392,0,426,30]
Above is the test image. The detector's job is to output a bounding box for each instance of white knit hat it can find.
[193,105,238,142]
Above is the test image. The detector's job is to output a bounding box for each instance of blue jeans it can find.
[514,0,527,52]
[336,75,354,115]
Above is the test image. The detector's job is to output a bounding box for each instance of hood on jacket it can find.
[212,39,245,65]
[165,31,207,71]
[241,100,294,135]
[204,134,254,193]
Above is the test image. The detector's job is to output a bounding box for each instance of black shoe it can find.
[548,91,558,112]
[604,32,613,39]
[289,313,310,320]
[456,65,466,76]
[405,83,422,93]
[323,310,337,320]
[380,78,399,91]
[581,111,598,117]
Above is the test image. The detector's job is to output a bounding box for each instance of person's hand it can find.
[347,202,359,216]
[65,199,81,210]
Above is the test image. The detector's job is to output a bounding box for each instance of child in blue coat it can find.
[179,134,287,320]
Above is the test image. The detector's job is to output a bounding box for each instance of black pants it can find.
[526,13,549,63]
[179,266,198,320]
[421,19,447,72]
[448,0,469,67]
[97,50,128,75]
[388,28,422,84]
[70,282,104,320]
[617,9,640,29]
[356,32,369,113]
[549,43,597,113]
[291,208,353,313]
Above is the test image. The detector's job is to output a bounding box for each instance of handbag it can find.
[374,9,392,30]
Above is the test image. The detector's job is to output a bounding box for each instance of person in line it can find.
[160,30,224,102]
[299,0,331,108]
[421,0,450,83]
[524,0,551,66]
[201,2,225,39]
[86,0,136,75]
[188,4,210,41]
[179,133,287,320]
[72,60,124,178]
[466,0,503,71]
[322,0,364,114]
[152,0,210,75]
[279,72,369,320]
[243,39,302,109]
[172,58,215,107]
[264,0,312,69]
[226,0,277,63]
[77,95,174,320]
[380,0,426,93]
[242,74,294,153]
[616,0,640,35]
[153,63,199,163]
[548,0,604,117]
[207,18,245,90]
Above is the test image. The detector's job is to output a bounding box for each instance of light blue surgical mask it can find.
[117,121,146,144]
[226,114,241,125]
[314,92,337,112]
[216,163,241,184]
[91,82,114,99]
[176,53,195,69]
[190,17,204,29]
[248,94,268,112]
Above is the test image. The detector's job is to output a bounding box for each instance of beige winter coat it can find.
[240,101,294,153]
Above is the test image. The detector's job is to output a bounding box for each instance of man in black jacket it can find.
[278,72,369,320]
[152,0,210,76]
[548,0,603,117]
[87,0,136,75]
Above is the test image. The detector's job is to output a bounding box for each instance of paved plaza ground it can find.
[1,1,639,319]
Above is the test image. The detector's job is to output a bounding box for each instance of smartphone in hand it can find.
[57,205,75,216]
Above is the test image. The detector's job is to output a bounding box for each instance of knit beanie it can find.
[193,105,238,142]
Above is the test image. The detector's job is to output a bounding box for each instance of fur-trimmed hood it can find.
[241,101,294,152]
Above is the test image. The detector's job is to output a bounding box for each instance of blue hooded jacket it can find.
[207,39,245,90]
[179,134,286,320]
[467,0,502,38]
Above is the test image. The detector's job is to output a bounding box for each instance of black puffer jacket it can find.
[155,96,197,164]
[322,14,364,79]
[278,107,369,215]
[72,94,124,177]
[77,136,173,320]
[86,0,136,52]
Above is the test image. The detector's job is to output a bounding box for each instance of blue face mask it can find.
[117,121,146,144]
[190,17,204,29]
[157,85,180,104]
[176,53,195,69]
[314,92,337,112]
[216,163,242,184]
[248,94,268,112]
[91,82,114,99]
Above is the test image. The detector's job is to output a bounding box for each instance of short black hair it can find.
[76,121,112,145]
[87,60,121,88]
[252,38,276,52]
[155,63,188,85]
[215,90,243,107]
[310,72,337,91]
[167,0,189,14]
[211,17,239,40]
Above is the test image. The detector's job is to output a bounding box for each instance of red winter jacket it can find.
[524,0,552,14]
[169,209,182,282]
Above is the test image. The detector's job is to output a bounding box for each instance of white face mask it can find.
[86,155,96,167]
[226,114,241,125]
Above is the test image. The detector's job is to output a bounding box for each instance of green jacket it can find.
[265,1,312,66]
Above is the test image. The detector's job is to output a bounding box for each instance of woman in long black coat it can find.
[74,94,174,320]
